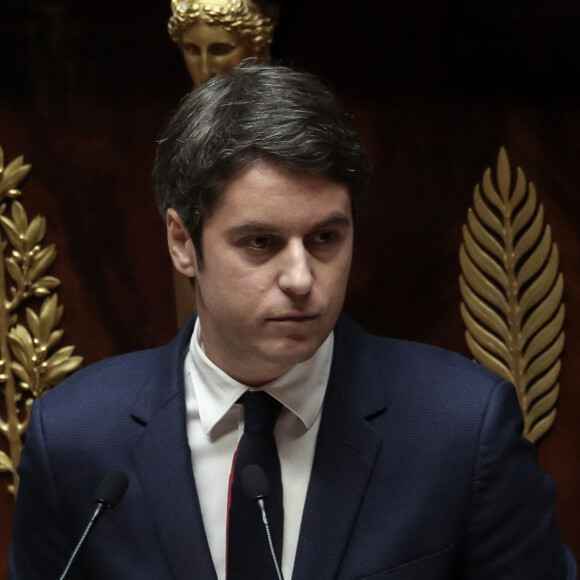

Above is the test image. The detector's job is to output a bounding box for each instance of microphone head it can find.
[94,471,129,509]
[241,464,269,502]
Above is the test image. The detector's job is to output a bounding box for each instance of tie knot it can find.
[241,391,282,433]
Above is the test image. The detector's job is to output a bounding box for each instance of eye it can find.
[182,43,201,56]
[247,236,271,250]
[306,230,342,256]
[313,231,336,244]
[209,43,237,56]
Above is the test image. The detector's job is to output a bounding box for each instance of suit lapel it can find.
[131,316,218,580]
[127,314,386,580]
[292,316,387,580]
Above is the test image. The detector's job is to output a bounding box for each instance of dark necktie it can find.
[227,391,284,579]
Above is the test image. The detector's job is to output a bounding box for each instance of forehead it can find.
[207,162,352,230]
[181,20,238,45]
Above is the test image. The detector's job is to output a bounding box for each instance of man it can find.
[9,63,577,579]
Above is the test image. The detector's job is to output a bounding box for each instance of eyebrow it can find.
[227,213,352,237]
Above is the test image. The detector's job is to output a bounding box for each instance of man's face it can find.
[170,162,353,386]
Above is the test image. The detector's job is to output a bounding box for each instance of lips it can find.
[267,314,318,323]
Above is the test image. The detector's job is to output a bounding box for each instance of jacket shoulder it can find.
[335,314,504,394]
[41,343,174,407]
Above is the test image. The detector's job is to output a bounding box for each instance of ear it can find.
[166,208,198,277]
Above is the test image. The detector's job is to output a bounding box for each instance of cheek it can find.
[204,267,271,311]
[183,55,201,76]
[217,50,246,72]
[317,253,352,300]
[326,246,353,278]
[237,271,273,302]
[240,43,259,59]
[182,51,197,64]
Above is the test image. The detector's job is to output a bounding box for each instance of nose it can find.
[278,240,313,296]
[196,47,216,85]
[201,51,211,83]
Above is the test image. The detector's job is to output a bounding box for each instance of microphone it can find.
[93,470,129,508]
[241,464,284,580]
[59,471,129,580]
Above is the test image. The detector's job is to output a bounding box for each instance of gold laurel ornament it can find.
[0,146,82,496]
[459,148,564,443]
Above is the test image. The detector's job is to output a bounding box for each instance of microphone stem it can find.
[256,498,284,580]
[59,503,105,580]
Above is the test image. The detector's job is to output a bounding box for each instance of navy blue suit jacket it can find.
[9,315,577,579]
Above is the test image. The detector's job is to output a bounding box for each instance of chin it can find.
[259,338,322,366]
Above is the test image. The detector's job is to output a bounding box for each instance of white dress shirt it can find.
[184,318,333,580]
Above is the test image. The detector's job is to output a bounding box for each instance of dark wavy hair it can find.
[153,61,371,257]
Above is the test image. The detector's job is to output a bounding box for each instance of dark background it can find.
[1,0,579,572]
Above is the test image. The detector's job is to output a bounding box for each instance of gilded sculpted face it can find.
[169,0,275,85]
[180,20,254,85]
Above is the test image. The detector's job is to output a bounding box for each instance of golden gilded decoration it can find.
[0,146,82,496]
[169,0,275,55]
[459,148,564,442]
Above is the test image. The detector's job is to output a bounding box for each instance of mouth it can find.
[267,314,319,323]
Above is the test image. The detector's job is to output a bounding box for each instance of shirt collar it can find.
[188,318,333,434]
